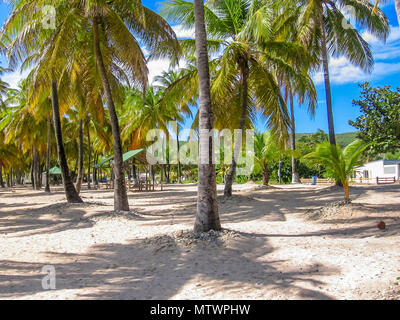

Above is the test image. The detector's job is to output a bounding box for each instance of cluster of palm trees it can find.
[0,0,392,233]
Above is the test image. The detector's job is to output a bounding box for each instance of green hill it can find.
[336,132,358,147]
[296,131,358,148]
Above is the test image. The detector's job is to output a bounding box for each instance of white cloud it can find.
[172,25,195,39]
[147,58,172,84]
[388,26,400,42]
[315,25,400,85]
[2,70,29,89]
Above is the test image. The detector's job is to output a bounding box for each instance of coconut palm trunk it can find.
[396,0,400,23]
[193,0,221,234]
[0,163,4,188]
[87,121,91,190]
[45,115,51,193]
[51,81,83,203]
[93,17,129,212]
[30,160,34,190]
[290,92,300,183]
[319,6,336,146]
[224,59,249,197]
[177,130,182,184]
[262,166,271,186]
[76,119,84,194]
[32,142,41,190]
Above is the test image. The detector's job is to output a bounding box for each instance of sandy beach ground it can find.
[0,183,399,300]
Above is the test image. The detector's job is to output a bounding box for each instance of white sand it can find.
[0,183,399,300]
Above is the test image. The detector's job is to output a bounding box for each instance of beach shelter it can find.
[42,166,62,186]
[93,149,162,190]
[93,156,114,169]
[94,149,161,168]
[48,166,62,175]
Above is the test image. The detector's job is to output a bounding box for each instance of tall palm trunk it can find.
[224,59,249,197]
[32,142,41,190]
[87,121,91,190]
[319,6,336,146]
[0,163,4,188]
[395,0,400,24]
[76,119,84,194]
[51,81,83,203]
[93,17,129,212]
[45,115,51,193]
[193,0,221,234]
[30,159,34,190]
[177,129,182,184]
[289,92,300,183]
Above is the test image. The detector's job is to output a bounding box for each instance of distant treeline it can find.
[296,131,358,149]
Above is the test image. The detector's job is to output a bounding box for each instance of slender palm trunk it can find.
[262,166,271,186]
[177,129,182,184]
[224,59,249,197]
[0,163,3,188]
[93,17,129,211]
[319,7,336,146]
[76,119,84,194]
[87,121,91,190]
[344,184,350,204]
[289,92,300,183]
[51,81,83,203]
[45,116,51,193]
[193,0,221,234]
[30,159,34,190]
[32,142,41,190]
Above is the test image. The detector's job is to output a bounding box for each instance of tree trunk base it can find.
[292,173,300,184]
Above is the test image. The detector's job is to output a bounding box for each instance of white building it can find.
[354,160,400,183]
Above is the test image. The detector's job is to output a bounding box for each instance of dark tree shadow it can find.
[0,233,338,300]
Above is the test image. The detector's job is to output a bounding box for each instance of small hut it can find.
[93,149,162,191]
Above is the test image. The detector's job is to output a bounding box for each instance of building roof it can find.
[46,166,62,175]
[355,159,400,170]
[382,160,400,165]
[93,149,161,169]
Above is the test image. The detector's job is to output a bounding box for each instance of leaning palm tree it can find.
[302,140,370,203]
[284,0,389,146]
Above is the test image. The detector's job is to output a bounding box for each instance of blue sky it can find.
[0,1,399,134]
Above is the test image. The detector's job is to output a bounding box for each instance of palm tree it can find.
[254,131,291,185]
[302,140,370,203]
[155,69,194,184]
[192,0,221,234]
[288,0,389,145]
[1,81,49,191]
[121,87,174,150]
[163,0,313,197]
[89,0,179,210]
[2,0,179,209]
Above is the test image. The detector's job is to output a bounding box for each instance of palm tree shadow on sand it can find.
[0,233,338,300]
